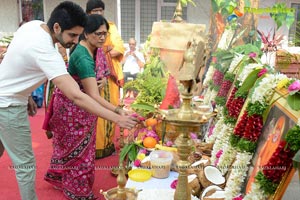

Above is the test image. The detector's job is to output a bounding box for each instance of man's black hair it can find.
[86,0,105,13]
[47,1,87,32]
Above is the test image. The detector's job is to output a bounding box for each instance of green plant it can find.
[123,51,167,117]
[270,3,295,29]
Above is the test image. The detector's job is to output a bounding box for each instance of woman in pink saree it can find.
[43,15,134,200]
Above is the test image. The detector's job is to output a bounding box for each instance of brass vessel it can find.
[101,163,138,200]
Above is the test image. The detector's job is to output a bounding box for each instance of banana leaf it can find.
[236,68,261,96]
[287,93,300,111]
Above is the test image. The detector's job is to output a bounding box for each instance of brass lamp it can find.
[160,39,214,200]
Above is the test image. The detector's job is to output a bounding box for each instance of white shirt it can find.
[123,50,145,74]
[0,20,68,107]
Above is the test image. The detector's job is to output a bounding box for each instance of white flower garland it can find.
[250,73,288,104]
[210,120,229,164]
[205,117,225,145]
[209,90,218,103]
[238,63,263,86]
[243,181,268,200]
[228,53,245,74]
[203,88,212,104]
[218,28,235,50]
[203,64,215,88]
[217,143,237,175]
[224,152,253,200]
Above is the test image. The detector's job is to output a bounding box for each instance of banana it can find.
[155,144,177,152]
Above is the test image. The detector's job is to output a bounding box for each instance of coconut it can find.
[140,156,151,169]
[198,165,225,188]
[203,190,225,200]
[200,185,222,200]
[187,159,209,174]
[188,174,201,197]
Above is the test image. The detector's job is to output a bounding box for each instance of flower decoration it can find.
[247,125,300,198]
[165,140,174,147]
[207,124,215,138]
[231,74,287,153]
[210,122,233,168]
[215,72,235,106]
[286,79,300,111]
[170,179,178,189]
[253,140,295,195]
[190,132,198,140]
[276,78,290,89]
[257,68,267,77]
[288,80,300,94]
[225,63,262,124]
[257,29,284,53]
[217,144,237,175]
[248,52,257,58]
[224,152,252,199]
[233,194,244,200]
[133,159,141,167]
[284,125,300,152]
[243,181,268,200]
[205,118,224,143]
[214,149,223,166]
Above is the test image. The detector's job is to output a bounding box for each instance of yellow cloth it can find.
[95,21,125,158]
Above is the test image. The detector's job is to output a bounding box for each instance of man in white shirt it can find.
[122,38,145,82]
[0,2,136,199]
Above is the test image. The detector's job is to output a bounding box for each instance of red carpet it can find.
[0,107,119,200]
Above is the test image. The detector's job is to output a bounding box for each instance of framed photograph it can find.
[244,89,300,199]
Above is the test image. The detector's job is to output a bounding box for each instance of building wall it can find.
[187,0,210,32]
[0,0,20,32]
[0,0,117,33]
[43,0,117,24]
[0,0,299,38]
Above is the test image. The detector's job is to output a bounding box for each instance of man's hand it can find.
[27,96,38,116]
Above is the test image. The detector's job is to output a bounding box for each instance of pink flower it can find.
[216,149,223,158]
[165,141,174,147]
[133,159,141,167]
[233,194,244,200]
[248,52,257,58]
[170,179,178,189]
[214,158,219,166]
[208,125,215,137]
[139,149,147,154]
[258,68,267,77]
[212,56,217,63]
[288,80,300,94]
[190,132,197,140]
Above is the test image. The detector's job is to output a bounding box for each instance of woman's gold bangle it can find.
[114,106,122,114]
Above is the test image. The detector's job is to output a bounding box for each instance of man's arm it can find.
[51,74,136,129]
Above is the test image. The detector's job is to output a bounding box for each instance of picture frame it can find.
[244,89,300,199]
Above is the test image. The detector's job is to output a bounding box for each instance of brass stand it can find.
[161,79,213,200]
[101,163,138,200]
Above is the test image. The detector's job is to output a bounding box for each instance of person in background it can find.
[86,0,126,159]
[0,2,136,199]
[122,38,145,98]
[122,38,145,83]
[44,14,121,200]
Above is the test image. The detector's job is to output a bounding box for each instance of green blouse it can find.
[68,44,95,79]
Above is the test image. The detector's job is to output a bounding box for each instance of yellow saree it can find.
[95,22,125,159]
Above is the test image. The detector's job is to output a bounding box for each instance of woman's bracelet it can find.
[114,106,122,114]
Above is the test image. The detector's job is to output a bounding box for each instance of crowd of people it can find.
[0,0,145,199]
